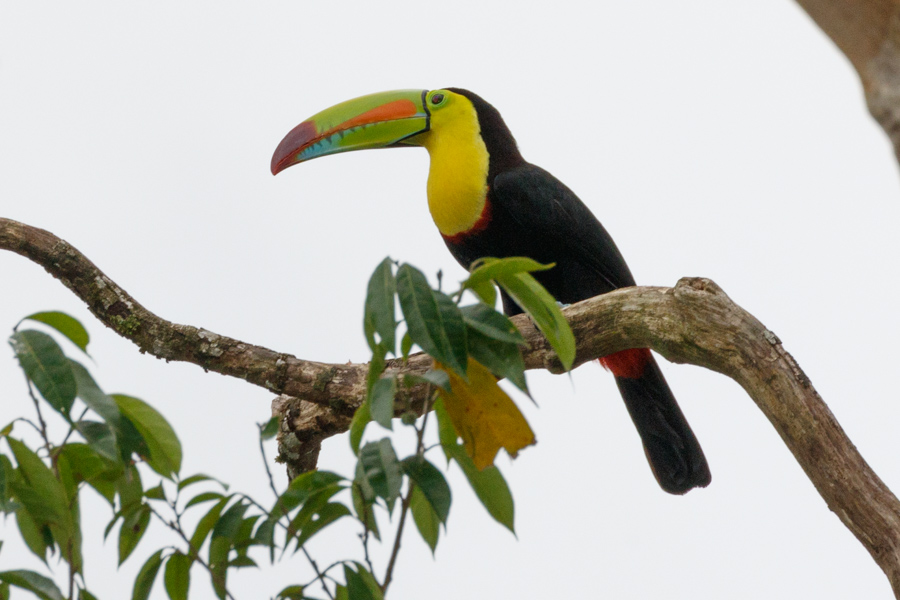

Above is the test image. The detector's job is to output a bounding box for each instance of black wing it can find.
[488,163,636,304]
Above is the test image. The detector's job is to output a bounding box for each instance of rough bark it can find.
[794,0,900,162]
[4,215,900,595]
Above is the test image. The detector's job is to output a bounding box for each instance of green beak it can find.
[271,89,429,175]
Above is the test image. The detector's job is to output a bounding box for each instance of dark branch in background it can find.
[794,0,900,163]
[4,215,900,596]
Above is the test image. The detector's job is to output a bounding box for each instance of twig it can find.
[300,546,334,600]
[381,486,413,594]
[58,407,89,450]
[381,385,436,594]
[259,426,281,503]
[360,529,375,578]
[24,378,51,456]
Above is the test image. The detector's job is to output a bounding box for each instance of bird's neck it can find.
[421,111,491,237]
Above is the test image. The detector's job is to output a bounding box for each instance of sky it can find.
[2,1,900,599]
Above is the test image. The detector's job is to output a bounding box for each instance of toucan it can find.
[271,88,711,494]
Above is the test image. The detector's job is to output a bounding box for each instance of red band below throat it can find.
[599,348,650,379]
[441,197,493,244]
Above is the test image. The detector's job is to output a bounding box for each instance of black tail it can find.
[615,356,711,494]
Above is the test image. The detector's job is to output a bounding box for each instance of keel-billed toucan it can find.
[271,88,711,494]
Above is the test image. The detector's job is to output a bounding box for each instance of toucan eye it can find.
[430,93,446,106]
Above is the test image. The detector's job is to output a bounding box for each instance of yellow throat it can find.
[420,94,490,237]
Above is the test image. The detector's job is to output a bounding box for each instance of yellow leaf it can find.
[436,358,536,470]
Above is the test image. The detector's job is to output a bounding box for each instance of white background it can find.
[2,2,899,599]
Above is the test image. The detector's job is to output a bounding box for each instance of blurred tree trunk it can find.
[797,0,900,162]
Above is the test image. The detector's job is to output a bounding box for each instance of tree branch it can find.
[4,215,900,595]
[793,0,900,163]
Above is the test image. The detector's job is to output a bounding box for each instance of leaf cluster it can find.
[350,256,574,556]
[1,312,181,599]
[1,314,350,600]
[0,256,575,599]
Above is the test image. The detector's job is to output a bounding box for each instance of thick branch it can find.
[5,216,900,594]
[0,217,368,405]
[794,0,900,162]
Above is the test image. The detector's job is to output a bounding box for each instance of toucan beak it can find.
[271,89,430,175]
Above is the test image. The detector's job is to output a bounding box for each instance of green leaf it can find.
[0,581,9,600]
[275,584,305,600]
[112,414,147,467]
[145,483,166,501]
[78,588,99,600]
[351,482,379,542]
[116,465,144,515]
[367,346,386,386]
[259,417,280,441]
[9,330,76,417]
[287,484,344,540]
[0,456,13,514]
[184,491,224,510]
[460,303,525,345]
[118,503,150,565]
[208,536,229,599]
[464,328,528,394]
[434,399,514,532]
[435,398,458,463]
[396,264,467,377]
[401,456,451,523]
[353,563,382,598]
[494,271,575,370]
[164,551,191,600]
[409,485,439,553]
[357,439,402,512]
[296,502,351,547]
[22,311,90,354]
[55,449,78,504]
[452,445,515,532]
[369,376,395,430]
[57,444,118,504]
[228,556,256,568]
[0,570,65,600]
[403,369,451,392]
[276,471,345,515]
[113,395,182,478]
[253,516,276,547]
[464,256,554,290]
[75,420,118,462]
[177,474,214,491]
[132,549,164,600]
[466,278,497,307]
[349,402,371,456]
[400,331,413,361]
[190,496,230,553]
[234,514,260,550]
[7,438,73,535]
[69,360,121,425]
[364,257,397,354]
[212,500,249,541]
[344,564,378,600]
[51,455,82,572]
[15,507,51,562]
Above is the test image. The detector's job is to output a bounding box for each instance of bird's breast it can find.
[423,120,491,237]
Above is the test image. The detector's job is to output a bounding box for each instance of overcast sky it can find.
[2,2,900,599]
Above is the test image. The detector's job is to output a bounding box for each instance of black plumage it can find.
[444,89,711,494]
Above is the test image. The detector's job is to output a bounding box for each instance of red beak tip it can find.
[271,120,318,176]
